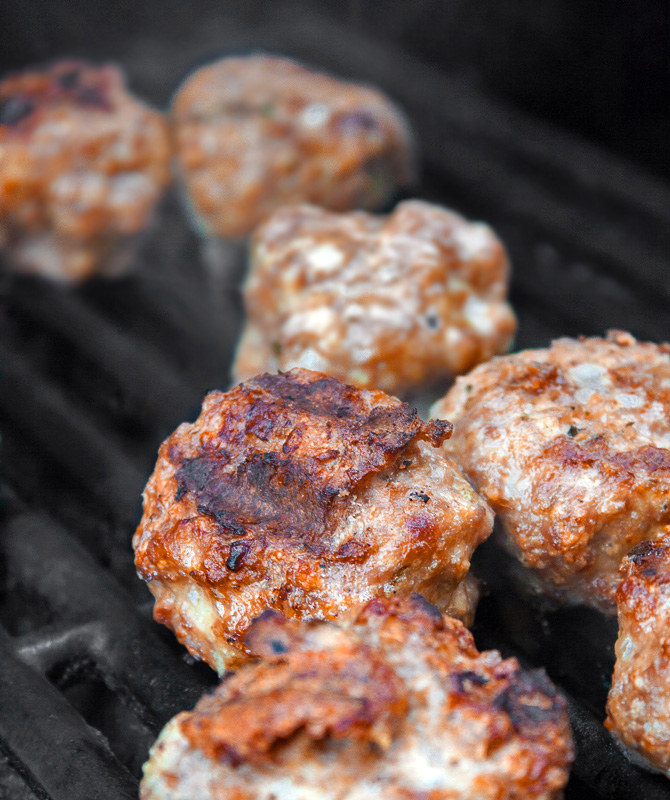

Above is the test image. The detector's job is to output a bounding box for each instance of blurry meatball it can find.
[0,60,170,282]
[432,331,670,614]
[233,201,516,400]
[606,534,670,775]
[140,594,574,800]
[134,368,493,674]
[170,54,415,242]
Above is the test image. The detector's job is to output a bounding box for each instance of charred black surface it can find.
[171,371,446,559]
[493,669,564,732]
[177,451,330,544]
[0,96,35,125]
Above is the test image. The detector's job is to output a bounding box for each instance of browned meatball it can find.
[0,60,170,281]
[170,55,415,240]
[134,369,493,673]
[233,201,516,399]
[606,534,670,775]
[140,595,574,800]
[432,331,670,614]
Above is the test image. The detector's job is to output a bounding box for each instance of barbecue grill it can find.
[1,4,669,799]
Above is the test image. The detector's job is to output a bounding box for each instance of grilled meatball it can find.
[140,594,574,800]
[432,331,670,614]
[606,535,670,775]
[0,60,170,282]
[170,54,415,241]
[233,201,516,399]
[134,368,493,674]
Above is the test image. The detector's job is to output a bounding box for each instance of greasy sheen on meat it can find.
[432,331,670,614]
[233,201,516,398]
[0,60,170,281]
[606,534,670,775]
[140,595,574,800]
[134,369,493,673]
[171,54,415,239]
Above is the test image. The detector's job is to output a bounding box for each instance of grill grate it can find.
[1,8,670,799]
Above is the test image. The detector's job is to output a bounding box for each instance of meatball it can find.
[170,54,415,241]
[233,201,516,399]
[140,594,574,800]
[432,331,670,614]
[134,368,493,674]
[606,534,670,775]
[0,60,170,282]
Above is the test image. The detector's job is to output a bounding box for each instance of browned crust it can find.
[134,369,493,672]
[166,595,573,797]
[136,369,453,583]
[234,200,517,395]
[605,532,670,774]
[435,330,670,612]
[183,610,407,764]
[170,371,450,551]
[357,595,569,743]
[619,537,670,587]
[0,61,118,133]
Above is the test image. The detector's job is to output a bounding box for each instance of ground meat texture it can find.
[133,368,493,674]
[170,55,415,239]
[606,534,670,775]
[0,60,170,281]
[233,201,516,398]
[432,331,670,614]
[140,595,574,800]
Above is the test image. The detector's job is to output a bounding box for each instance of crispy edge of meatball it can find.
[134,369,494,673]
[432,331,670,614]
[605,533,670,775]
[140,595,574,800]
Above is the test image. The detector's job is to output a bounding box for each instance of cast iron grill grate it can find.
[1,8,670,799]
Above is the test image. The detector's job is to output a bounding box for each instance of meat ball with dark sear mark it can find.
[140,594,574,800]
[133,368,493,673]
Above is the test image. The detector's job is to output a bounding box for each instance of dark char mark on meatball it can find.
[0,96,35,125]
[172,372,451,561]
[493,669,565,733]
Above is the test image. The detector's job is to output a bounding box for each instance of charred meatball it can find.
[233,201,516,399]
[0,60,170,281]
[606,534,670,775]
[140,594,574,800]
[170,54,415,241]
[134,369,493,673]
[432,331,670,614]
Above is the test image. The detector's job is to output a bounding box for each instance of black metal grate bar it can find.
[7,281,196,431]
[3,512,216,727]
[0,624,137,800]
[0,345,145,524]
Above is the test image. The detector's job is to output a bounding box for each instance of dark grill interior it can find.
[1,8,670,799]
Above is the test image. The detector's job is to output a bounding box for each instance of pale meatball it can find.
[0,60,170,281]
[233,201,516,398]
[134,368,493,674]
[606,534,670,775]
[140,595,574,800]
[170,54,415,240]
[432,331,670,614]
